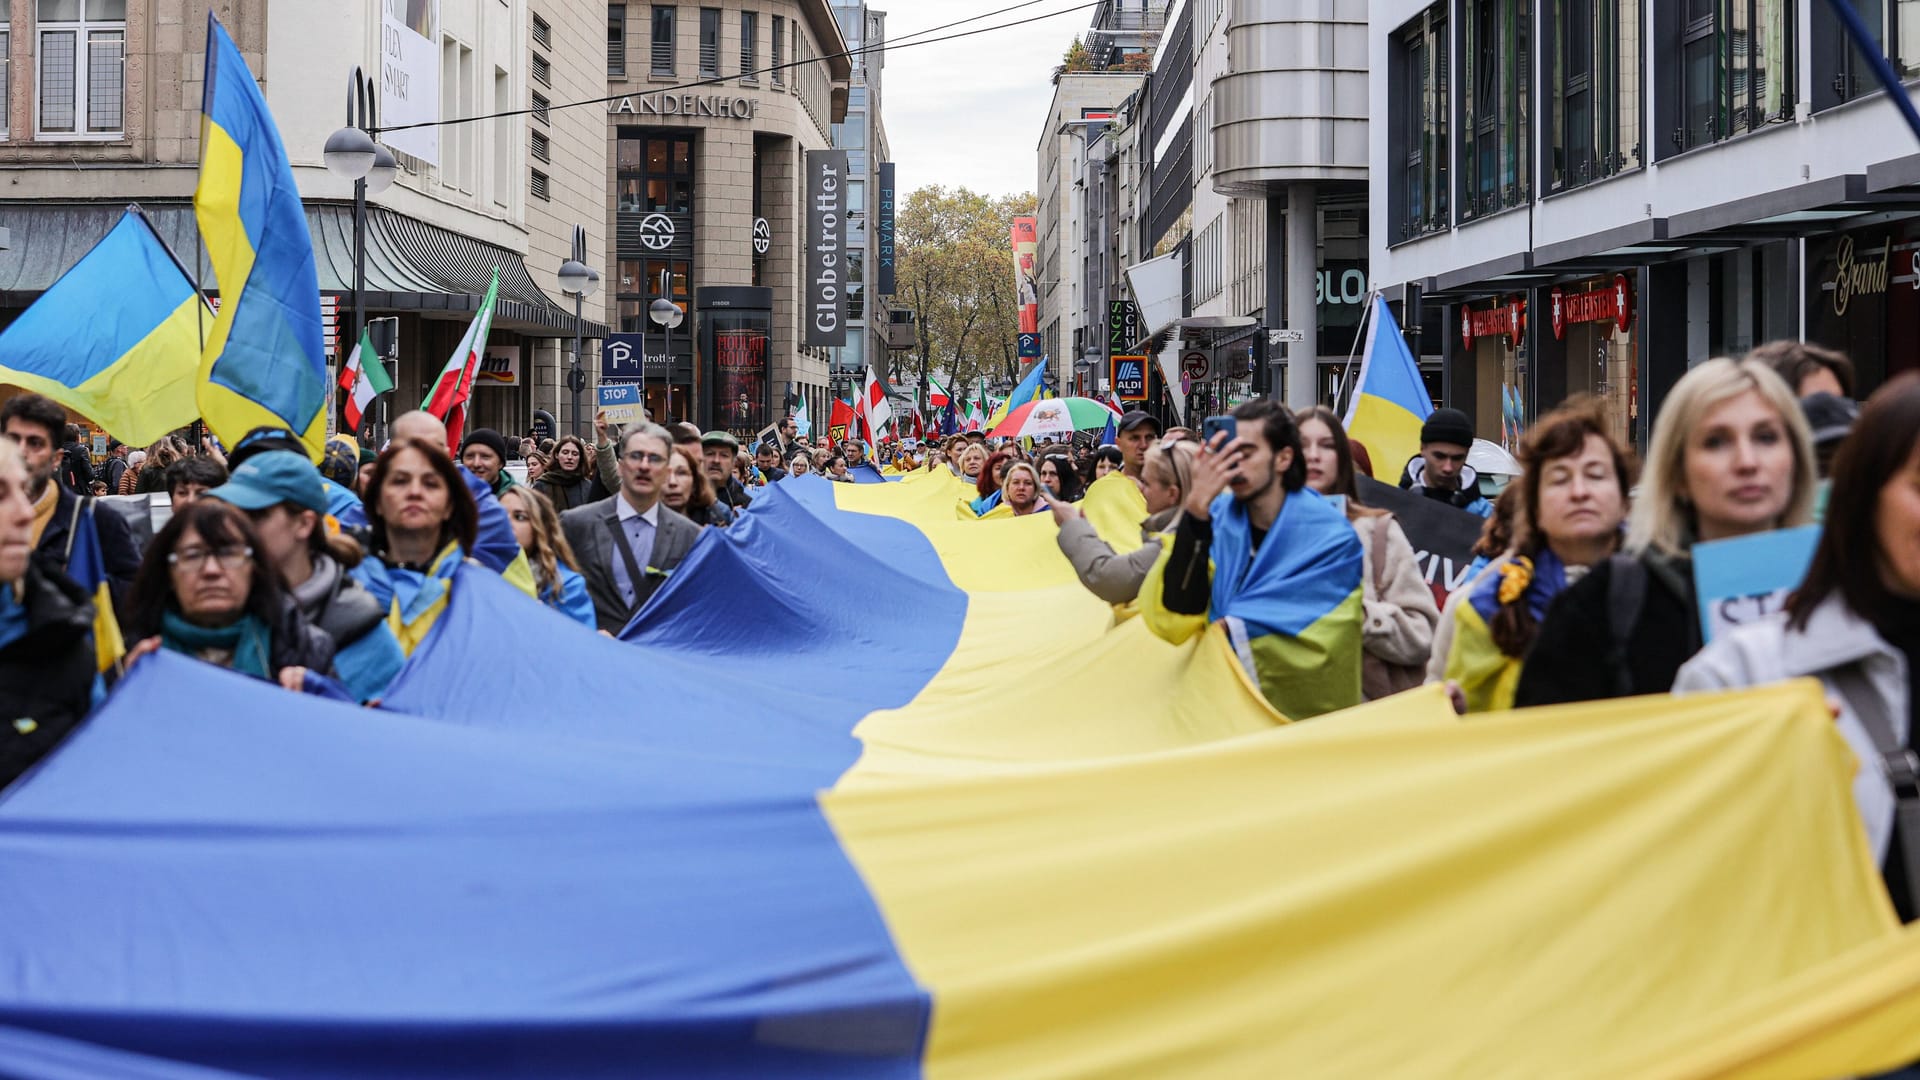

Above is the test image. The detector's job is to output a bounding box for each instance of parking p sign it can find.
[1111,354,1148,402]
[598,382,644,425]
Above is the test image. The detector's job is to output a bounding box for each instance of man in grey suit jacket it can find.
[560,422,701,634]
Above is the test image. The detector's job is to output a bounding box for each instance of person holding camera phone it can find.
[1139,401,1365,719]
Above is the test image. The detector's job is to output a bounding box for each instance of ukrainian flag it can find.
[1342,295,1433,481]
[11,475,1920,1076]
[194,12,329,460]
[0,209,203,446]
[985,357,1047,430]
[63,505,125,674]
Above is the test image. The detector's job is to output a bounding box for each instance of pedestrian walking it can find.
[1516,358,1815,706]
[560,423,701,635]
[1431,396,1634,712]
[1298,406,1441,699]
[532,435,597,513]
[0,436,100,792]
[1676,371,1920,920]
[207,450,405,703]
[499,485,596,628]
[1398,407,1494,517]
[1,393,139,595]
[353,437,481,656]
[1143,400,1364,719]
[664,445,731,527]
[123,499,335,689]
[1055,439,1196,606]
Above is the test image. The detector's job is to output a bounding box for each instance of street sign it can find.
[1270,329,1305,345]
[1017,332,1042,359]
[597,382,644,425]
[1181,349,1211,381]
[1111,354,1148,401]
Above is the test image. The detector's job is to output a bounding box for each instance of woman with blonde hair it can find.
[1516,357,1815,705]
[497,485,594,628]
[1054,439,1198,606]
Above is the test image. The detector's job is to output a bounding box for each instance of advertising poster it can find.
[1012,216,1039,356]
[713,318,771,438]
[804,150,849,347]
[476,344,520,387]
[380,0,440,164]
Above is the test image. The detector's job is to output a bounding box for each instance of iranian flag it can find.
[926,374,951,410]
[422,269,499,452]
[337,327,394,433]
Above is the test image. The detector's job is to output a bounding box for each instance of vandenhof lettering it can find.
[607,94,758,120]
[1830,235,1891,317]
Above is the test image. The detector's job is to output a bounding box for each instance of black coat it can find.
[0,561,100,791]
[1513,552,1701,707]
[532,471,597,514]
[35,485,141,597]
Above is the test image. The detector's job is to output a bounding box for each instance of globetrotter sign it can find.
[607,93,759,120]
[1460,296,1526,349]
[804,149,849,348]
[1549,274,1634,340]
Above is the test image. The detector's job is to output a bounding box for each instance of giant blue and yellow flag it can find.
[10,476,1920,1075]
[0,209,202,445]
[1343,295,1433,481]
[194,12,329,460]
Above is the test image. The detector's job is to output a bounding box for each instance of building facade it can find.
[1038,69,1142,394]
[1370,0,1920,454]
[602,0,849,439]
[0,0,610,443]
[1047,0,1376,427]
[825,0,890,417]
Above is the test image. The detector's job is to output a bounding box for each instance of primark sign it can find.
[607,93,759,120]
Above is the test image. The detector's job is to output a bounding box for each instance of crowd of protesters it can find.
[2,334,1918,923]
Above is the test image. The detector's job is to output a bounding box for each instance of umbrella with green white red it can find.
[987,397,1119,437]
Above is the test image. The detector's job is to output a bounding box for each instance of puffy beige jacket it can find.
[1355,514,1441,695]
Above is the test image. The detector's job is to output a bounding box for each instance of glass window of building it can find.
[740,11,758,79]
[772,15,785,84]
[651,5,675,75]
[846,250,865,324]
[609,4,627,77]
[1458,0,1531,221]
[1669,0,1792,153]
[1547,0,1642,191]
[1461,295,1529,451]
[1391,6,1448,241]
[699,7,721,77]
[36,0,125,138]
[1815,0,1920,107]
[847,179,865,213]
[1547,274,1638,449]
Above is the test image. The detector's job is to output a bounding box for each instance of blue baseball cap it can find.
[206,450,329,515]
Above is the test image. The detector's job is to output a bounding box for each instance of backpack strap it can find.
[1604,554,1647,699]
[1831,662,1920,915]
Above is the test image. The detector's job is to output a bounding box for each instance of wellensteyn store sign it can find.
[606,94,759,119]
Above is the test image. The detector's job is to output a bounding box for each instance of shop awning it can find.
[0,200,606,338]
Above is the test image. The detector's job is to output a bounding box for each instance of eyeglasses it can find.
[168,545,253,572]
[621,451,669,466]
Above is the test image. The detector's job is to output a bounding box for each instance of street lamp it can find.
[648,276,684,423]
[324,68,397,436]
[558,225,598,436]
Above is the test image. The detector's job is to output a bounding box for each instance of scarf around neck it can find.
[161,608,272,679]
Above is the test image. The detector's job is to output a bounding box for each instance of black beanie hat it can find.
[460,428,510,463]
[1420,408,1475,449]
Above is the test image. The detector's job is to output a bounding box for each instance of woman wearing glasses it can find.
[124,499,335,691]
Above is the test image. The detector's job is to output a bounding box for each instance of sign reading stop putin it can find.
[1548,274,1635,340]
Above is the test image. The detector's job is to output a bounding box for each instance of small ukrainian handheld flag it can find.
[64,506,125,674]
[1341,296,1434,481]
[0,209,203,446]
[194,11,330,460]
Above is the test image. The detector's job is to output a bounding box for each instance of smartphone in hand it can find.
[1201,414,1237,447]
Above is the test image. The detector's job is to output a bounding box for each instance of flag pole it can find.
[128,202,213,450]
[1335,290,1379,420]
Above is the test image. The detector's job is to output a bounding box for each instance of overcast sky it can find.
[878,1,1092,199]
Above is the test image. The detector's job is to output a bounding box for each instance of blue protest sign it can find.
[1691,525,1822,643]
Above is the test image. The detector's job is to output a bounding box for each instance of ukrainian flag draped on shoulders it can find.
[194,12,330,460]
[1445,550,1567,713]
[1143,488,1364,719]
[352,542,467,658]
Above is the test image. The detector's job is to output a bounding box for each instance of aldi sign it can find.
[1111,354,1148,401]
